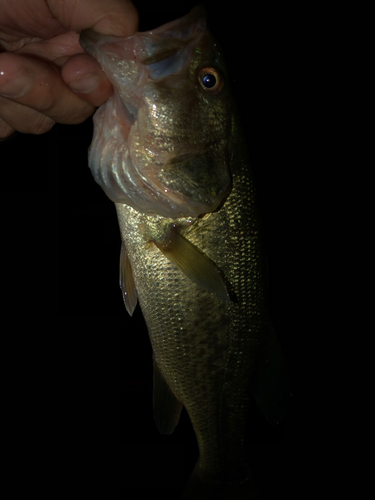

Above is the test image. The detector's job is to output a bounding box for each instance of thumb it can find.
[58,0,139,107]
[47,0,139,36]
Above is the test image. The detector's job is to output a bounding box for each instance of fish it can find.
[80,6,291,498]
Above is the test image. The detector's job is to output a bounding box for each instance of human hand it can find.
[0,0,138,139]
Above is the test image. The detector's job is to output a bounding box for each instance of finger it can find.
[0,96,55,136]
[0,52,95,125]
[48,0,139,36]
[61,53,113,107]
[0,116,16,140]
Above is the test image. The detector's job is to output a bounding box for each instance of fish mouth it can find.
[87,92,231,218]
[80,6,206,61]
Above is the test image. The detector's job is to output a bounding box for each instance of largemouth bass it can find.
[80,7,290,498]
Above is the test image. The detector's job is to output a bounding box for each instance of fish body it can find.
[81,7,290,496]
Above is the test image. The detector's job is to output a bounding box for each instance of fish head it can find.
[81,7,234,218]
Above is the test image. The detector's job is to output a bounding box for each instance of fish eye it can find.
[198,67,224,95]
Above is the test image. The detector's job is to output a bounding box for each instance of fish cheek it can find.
[157,152,231,212]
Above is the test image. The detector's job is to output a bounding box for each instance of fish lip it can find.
[79,29,100,53]
[80,6,207,58]
[79,29,119,56]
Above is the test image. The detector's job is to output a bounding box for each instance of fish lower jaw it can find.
[88,81,231,217]
[88,98,218,217]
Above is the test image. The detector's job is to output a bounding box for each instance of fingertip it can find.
[0,117,16,141]
[61,53,113,107]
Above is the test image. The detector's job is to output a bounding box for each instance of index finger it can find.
[0,52,94,125]
[47,0,139,36]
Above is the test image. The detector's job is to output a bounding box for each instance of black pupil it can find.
[202,73,216,88]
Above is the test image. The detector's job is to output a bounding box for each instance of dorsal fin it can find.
[153,228,231,303]
[119,241,138,316]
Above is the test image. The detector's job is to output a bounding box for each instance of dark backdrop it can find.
[1,1,309,498]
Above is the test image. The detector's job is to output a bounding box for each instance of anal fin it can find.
[153,358,183,435]
[119,241,138,316]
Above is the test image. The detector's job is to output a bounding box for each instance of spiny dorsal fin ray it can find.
[119,241,138,316]
[153,357,183,434]
[154,228,231,303]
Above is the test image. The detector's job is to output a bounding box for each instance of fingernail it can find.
[68,73,101,94]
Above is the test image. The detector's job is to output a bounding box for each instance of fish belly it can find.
[115,155,268,484]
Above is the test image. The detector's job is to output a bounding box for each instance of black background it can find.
[1,1,311,497]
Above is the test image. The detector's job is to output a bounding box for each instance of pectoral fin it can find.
[119,241,138,316]
[153,358,183,435]
[154,229,230,303]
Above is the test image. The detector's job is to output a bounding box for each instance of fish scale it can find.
[115,122,267,483]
